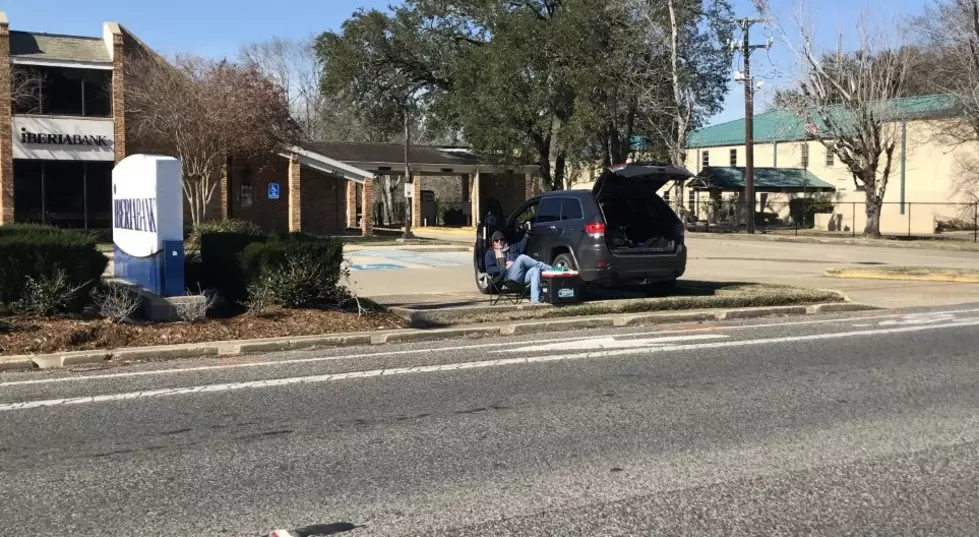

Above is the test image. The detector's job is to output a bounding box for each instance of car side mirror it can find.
[523,221,533,233]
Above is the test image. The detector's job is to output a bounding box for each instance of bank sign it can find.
[12,116,115,161]
[112,155,185,297]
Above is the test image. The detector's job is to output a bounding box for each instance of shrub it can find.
[789,198,834,226]
[187,218,264,247]
[199,232,266,303]
[0,225,108,313]
[240,234,345,308]
[439,207,467,226]
[172,287,218,322]
[91,282,143,322]
[12,271,88,316]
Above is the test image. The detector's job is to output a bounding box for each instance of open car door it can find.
[474,197,506,273]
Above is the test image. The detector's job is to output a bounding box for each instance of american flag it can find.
[805,120,820,137]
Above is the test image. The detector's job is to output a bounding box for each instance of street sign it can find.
[268,182,280,200]
[404,183,414,198]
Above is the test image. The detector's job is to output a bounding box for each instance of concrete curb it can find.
[689,231,979,252]
[824,268,979,283]
[0,301,880,372]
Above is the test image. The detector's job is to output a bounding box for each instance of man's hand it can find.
[506,261,513,269]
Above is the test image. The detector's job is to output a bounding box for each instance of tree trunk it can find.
[864,197,882,237]
[380,175,395,225]
[553,153,566,191]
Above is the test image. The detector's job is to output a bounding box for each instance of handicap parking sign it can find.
[268,183,280,200]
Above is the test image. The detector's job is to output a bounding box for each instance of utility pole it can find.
[728,17,771,234]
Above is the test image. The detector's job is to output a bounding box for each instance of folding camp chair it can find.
[481,273,530,306]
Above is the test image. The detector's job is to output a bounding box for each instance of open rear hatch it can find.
[593,162,694,254]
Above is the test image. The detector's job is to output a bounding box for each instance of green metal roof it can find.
[689,167,836,193]
[686,94,960,149]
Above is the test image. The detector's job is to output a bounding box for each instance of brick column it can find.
[346,180,357,229]
[109,24,126,163]
[524,172,535,200]
[411,174,423,228]
[0,13,13,224]
[360,179,373,236]
[287,155,301,232]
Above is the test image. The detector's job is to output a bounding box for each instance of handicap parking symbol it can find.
[268,183,280,200]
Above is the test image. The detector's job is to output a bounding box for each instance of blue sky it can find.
[4,0,928,126]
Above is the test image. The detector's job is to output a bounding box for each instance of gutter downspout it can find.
[900,121,907,215]
[773,141,777,168]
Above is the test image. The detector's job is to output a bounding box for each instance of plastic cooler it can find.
[541,270,582,305]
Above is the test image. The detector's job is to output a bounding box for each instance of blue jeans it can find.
[506,254,553,303]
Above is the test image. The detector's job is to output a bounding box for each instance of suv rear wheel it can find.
[552,253,577,271]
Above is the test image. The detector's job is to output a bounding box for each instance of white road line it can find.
[2,307,973,388]
[0,309,959,388]
[0,312,898,388]
[498,334,728,353]
[3,318,979,413]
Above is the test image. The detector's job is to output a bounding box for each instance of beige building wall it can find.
[685,118,979,235]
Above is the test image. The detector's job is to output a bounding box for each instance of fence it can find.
[687,200,979,242]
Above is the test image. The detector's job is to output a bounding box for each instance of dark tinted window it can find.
[83,70,112,117]
[11,66,43,114]
[13,160,111,229]
[18,66,112,117]
[13,160,44,223]
[512,200,539,229]
[85,162,113,229]
[537,197,562,223]
[560,197,583,220]
[44,161,86,228]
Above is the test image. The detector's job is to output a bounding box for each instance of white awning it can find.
[279,146,375,184]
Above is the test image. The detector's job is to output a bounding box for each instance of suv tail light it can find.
[585,222,606,238]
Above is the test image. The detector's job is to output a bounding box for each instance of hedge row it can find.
[198,231,345,307]
[0,224,109,313]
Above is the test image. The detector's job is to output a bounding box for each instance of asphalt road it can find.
[3,305,979,536]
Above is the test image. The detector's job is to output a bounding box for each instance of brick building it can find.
[0,12,534,237]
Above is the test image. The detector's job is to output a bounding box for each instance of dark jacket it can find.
[484,235,529,281]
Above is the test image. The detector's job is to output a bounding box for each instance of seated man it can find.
[484,230,553,304]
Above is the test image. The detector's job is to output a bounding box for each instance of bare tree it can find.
[619,0,733,210]
[913,0,979,207]
[126,54,301,226]
[761,7,913,237]
[240,36,327,141]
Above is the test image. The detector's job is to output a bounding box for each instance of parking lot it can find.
[345,236,979,309]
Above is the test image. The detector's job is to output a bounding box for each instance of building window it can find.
[801,143,809,168]
[12,66,112,117]
[729,149,737,167]
[701,150,709,168]
[825,143,835,167]
[663,189,671,203]
[12,160,113,229]
[688,190,697,216]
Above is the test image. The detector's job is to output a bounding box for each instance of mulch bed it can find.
[0,307,408,356]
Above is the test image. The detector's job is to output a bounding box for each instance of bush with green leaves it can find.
[198,231,267,303]
[0,224,108,314]
[187,218,264,247]
[241,234,345,309]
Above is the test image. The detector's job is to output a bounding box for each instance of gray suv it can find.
[474,162,693,293]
